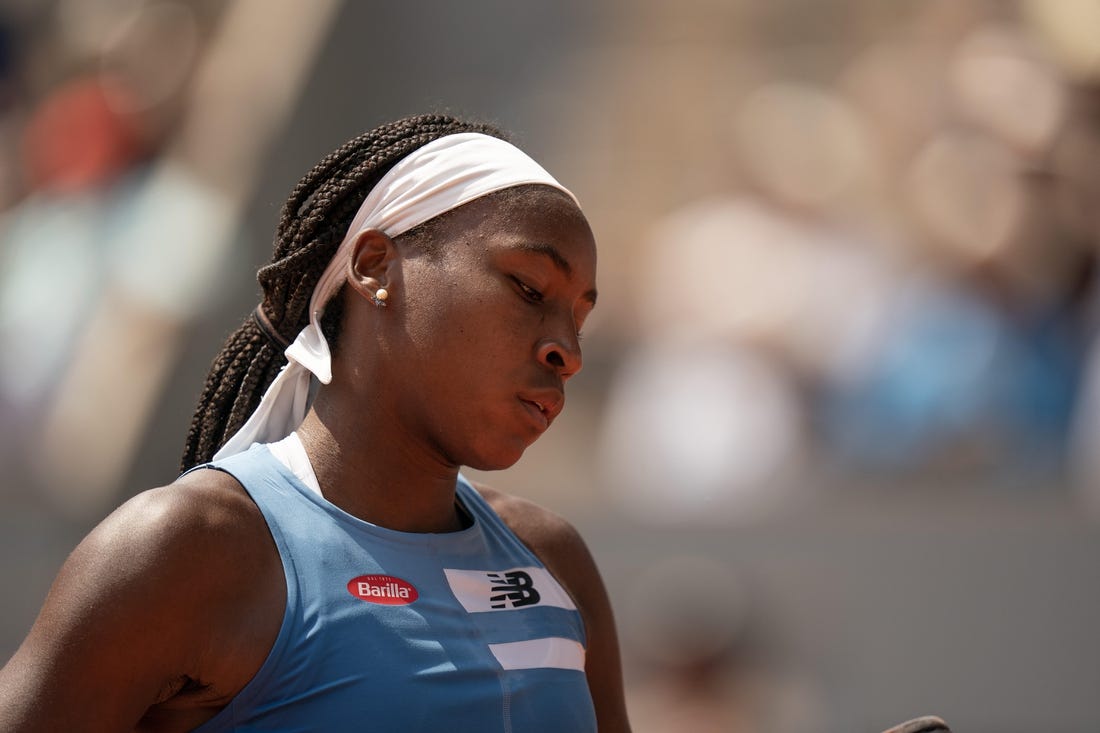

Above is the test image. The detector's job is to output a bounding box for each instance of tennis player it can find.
[0,114,631,732]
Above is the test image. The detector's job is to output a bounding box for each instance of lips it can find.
[518,389,564,430]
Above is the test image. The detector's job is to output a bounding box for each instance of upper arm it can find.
[479,486,632,733]
[0,473,274,732]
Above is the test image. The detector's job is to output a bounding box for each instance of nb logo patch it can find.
[443,567,576,613]
[488,570,541,608]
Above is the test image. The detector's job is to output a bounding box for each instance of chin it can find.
[462,440,531,472]
[464,452,525,472]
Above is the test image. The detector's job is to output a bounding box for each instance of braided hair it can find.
[180,114,506,471]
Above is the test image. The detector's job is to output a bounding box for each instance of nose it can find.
[536,328,583,380]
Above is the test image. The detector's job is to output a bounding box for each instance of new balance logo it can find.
[443,567,575,613]
[488,570,541,609]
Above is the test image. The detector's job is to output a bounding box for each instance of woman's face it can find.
[351,187,598,471]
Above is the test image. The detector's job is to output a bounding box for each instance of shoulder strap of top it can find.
[454,475,545,567]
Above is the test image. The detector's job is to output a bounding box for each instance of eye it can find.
[511,276,544,303]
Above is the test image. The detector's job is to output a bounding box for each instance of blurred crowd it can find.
[576,5,1100,726]
[0,0,223,511]
[0,0,337,516]
[592,0,1100,528]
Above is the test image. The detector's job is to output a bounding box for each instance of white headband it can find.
[212,132,576,460]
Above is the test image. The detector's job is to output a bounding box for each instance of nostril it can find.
[546,350,565,368]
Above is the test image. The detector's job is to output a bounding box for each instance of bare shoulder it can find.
[71,467,273,590]
[40,467,271,604]
[472,482,589,569]
[0,466,283,732]
[32,464,278,652]
[114,467,267,552]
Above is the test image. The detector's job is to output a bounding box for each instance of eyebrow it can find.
[514,242,598,306]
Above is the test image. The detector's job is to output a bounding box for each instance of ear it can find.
[345,228,398,300]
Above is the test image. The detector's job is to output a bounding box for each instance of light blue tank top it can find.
[190,444,595,732]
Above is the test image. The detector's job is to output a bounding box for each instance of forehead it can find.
[431,185,597,269]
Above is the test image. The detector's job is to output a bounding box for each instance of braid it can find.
[180,114,506,470]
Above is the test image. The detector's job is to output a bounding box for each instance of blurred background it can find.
[1,0,1100,730]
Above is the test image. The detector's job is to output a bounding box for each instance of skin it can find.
[0,186,631,732]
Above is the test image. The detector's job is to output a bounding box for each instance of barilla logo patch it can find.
[347,575,418,605]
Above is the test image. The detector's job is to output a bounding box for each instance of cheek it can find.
[400,285,486,361]
[399,265,466,345]
[398,260,537,366]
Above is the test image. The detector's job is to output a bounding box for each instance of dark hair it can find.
[180,114,506,471]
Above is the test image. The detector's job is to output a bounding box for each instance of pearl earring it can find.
[372,288,389,307]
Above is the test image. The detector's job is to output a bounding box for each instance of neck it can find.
[295,399,465,534]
